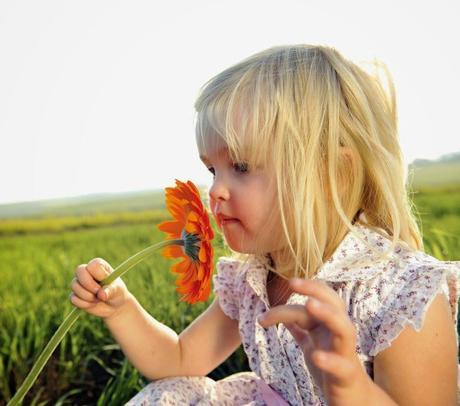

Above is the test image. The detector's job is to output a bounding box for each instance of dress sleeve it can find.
[212,257,241,321]
[369,261,460,357]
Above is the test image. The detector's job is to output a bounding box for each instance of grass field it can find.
[0,187,459,405]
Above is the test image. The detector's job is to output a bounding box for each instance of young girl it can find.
[70,44,459,405]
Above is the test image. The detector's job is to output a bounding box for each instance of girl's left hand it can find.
[257,278,373,406]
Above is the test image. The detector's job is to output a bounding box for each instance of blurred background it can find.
[1,0,459,404]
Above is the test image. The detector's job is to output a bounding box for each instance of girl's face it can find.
[199,141,285,255]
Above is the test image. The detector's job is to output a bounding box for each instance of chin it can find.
[222,228,282,255]
[224,238,267,255]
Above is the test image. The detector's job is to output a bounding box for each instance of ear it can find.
[323,145,358,202]
[336,145,360,194]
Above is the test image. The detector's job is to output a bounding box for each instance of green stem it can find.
[8,238,183,406]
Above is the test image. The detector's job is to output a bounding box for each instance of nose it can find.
[209,174,230,203]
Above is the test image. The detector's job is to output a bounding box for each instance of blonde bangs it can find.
[194,57,281,170]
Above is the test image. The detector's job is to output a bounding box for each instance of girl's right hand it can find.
[69,257,131,320]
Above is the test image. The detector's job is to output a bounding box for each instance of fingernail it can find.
[316,351,327,362]
[309,298,320,308]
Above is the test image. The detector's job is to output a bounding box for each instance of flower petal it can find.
[157,220,183,237]
[198,245,207,262]
[161,245,185,259]
[172,258,193,274]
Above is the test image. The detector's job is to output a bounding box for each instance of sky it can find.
[1,0,459,205]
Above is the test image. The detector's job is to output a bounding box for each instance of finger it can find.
[284,322,313,348]
[311,350,361,387]
[75,264,102,294]
[306,299,356,349]
[69,292,98,309]
[70,278,98,302]
[289,278,347,312]
[86,257,113,282]
[258,304,318,330]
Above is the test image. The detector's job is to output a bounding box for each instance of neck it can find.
[267,250,293,278]
[266,269,294,307]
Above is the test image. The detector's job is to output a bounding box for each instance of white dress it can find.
[126,224,459,405]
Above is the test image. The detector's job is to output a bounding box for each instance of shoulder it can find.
[214,256,247,283]
[213,253,269,297]
[214,255,266,283]
[323,228,459,310]
[335,226,460,320]
[363,247,460,351]
[212,257,242,321]
[377,248,459,330]
[213,256,244,288]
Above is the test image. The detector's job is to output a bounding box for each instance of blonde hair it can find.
[194,44,423,279]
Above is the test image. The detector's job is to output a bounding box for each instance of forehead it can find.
[195,100,254,156]
[196,129,239,163]
[199,146,229,163]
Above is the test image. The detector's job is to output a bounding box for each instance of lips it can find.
[221,218,239,224]
[216,213,239,226]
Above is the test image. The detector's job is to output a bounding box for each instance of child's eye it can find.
[207,167,215,176]
[232,162,249,173]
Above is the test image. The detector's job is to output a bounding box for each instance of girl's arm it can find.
[373,292,458,405]
[104,294,241,380]
[178,296,242,376]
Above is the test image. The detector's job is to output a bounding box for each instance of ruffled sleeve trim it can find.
[212,257,242,321]
[369,262,459,357]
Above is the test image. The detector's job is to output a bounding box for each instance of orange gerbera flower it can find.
[157,179,214,304]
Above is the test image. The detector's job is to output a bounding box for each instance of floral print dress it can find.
[126,224,459,405]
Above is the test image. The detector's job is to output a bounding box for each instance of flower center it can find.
[181,229,201,261]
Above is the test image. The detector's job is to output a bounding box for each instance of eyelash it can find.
[207,162,249,176]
